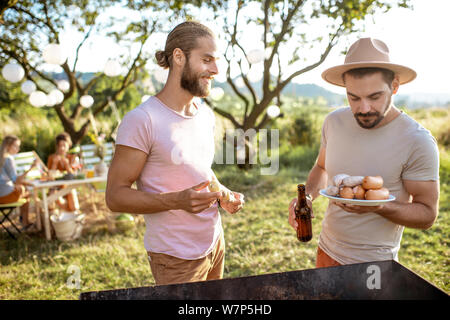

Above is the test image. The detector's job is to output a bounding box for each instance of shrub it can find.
[279,143,320,171]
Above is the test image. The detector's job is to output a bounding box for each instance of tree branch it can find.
[73,25,94,72]
[278,26,343,92]
[237,59,258,109]
[223,44,250,112]
[204,99,242,128]
[255,113,270,130]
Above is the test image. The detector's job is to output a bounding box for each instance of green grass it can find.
[1,106,449,299]
[1,165,448,299]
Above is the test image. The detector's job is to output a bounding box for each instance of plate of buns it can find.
[320,174,395,206]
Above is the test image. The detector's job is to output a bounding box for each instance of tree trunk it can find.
[54,103,91,145]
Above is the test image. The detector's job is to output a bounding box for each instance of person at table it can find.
[47,132,76,174]
[47,132,79,212]
[0,135,37,228]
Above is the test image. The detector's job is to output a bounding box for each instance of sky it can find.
[57,0,450,96]
[293,0,450,95]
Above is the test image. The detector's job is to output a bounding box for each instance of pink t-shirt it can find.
[115,96,222,259]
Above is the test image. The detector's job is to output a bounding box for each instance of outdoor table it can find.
[30,176,107,240]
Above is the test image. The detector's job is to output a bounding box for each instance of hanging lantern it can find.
[21,80,36,95]
[49,89,64,105]
[57,80,70,92]
[247,49,265,64]
[104,59,121,77]
[80,95,94,108]
[43,44,67,65]
[210,87,225,101]
[2,63,25,83]
[267,105,281,118]
[45,93,57,107]
[29,91,48,107]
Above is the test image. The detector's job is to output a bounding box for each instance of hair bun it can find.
[155,50,169,69]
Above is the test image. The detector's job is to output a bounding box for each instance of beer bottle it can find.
[295,184,312,242]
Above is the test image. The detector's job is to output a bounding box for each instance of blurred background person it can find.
[0,135,36,228]
[47,132,79,212]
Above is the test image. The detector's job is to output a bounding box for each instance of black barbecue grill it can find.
[79,260,448,300]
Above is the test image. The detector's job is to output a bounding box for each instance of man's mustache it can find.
[355,112,380,118]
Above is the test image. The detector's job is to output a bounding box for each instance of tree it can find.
[204,0,411,167]
[0,0,18,23]
[0,0,193,144]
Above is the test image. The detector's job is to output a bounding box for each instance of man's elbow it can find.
[422,209,438,230]
[105,188,120,212]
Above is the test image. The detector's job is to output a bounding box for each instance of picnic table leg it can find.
[33,188,42,231]
[42,188,51,240]
[90,187,98,215]
[72,189,80,211]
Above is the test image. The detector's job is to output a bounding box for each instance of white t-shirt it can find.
[319,107,439,264]
[115,96,222,260]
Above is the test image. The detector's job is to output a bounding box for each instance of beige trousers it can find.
[148,233,225,286]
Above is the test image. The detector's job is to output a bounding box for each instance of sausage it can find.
[325,185,339,196]
[209,180,221,192]
[333,174,350,187]
[362,176,384,189]
[342,176,364,187]
[339,186,354,199]
[365,187,389,200]
[223,189,235,202]
[210,179,235,202]
[352,185,366,199]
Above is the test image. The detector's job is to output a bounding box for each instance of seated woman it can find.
[47,132,79,212]
[0,135,36,228]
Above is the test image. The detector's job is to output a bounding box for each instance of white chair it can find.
[13,150,47,180]
[80,142,115,214]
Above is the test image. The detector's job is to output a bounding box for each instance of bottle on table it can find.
[295,184,313,242]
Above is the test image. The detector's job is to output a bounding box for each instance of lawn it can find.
[1,165,448,299]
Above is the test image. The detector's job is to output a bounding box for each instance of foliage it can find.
[0,105,63,163]
[1,162,448,299]
[204,0,412,137]
[0,104,449,298]
[87,132,106,160]
[0,0,196,144]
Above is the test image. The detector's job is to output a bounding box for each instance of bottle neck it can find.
[297,184,307,207]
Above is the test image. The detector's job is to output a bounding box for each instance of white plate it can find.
[319,189,395,206]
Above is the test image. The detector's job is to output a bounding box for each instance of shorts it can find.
[147,232,225,286]
[316,246,342,268]
[0,185,25,204]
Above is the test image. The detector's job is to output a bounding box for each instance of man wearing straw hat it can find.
[288,38,440,267]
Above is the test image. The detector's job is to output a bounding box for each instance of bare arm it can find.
[334,179,439,230]
[376,180,439,229]
[210,170,245,214]
[305,145,328,201]
[106,145,221,214]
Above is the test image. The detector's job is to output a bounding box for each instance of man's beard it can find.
[180,60,211,98]
[354,96,391,129]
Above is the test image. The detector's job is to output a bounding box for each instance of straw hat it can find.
[321,38,417,87]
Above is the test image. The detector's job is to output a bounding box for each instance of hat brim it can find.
[321,62,417,87]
